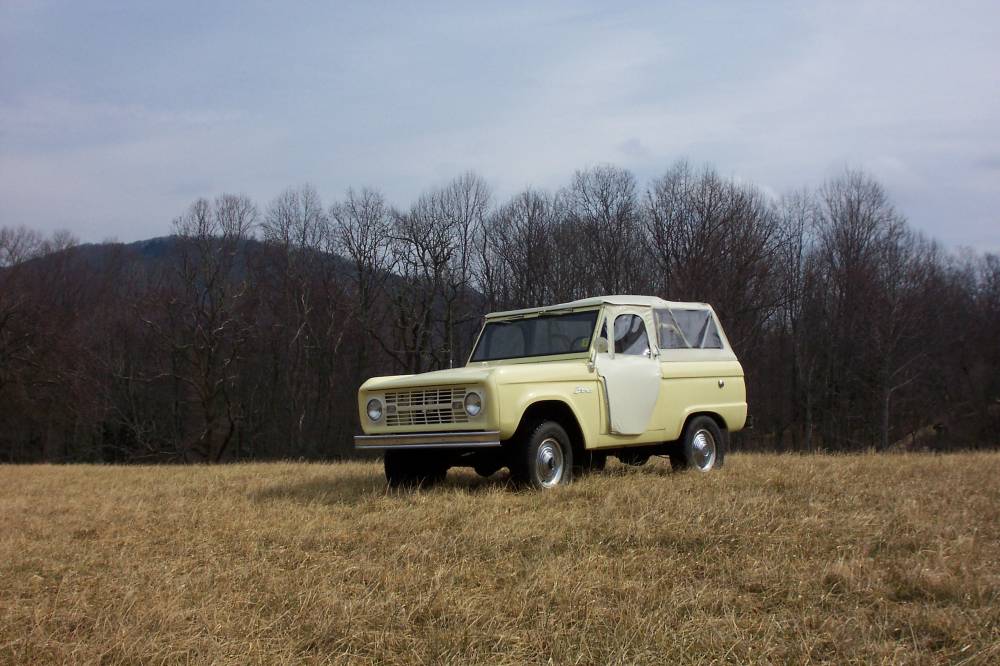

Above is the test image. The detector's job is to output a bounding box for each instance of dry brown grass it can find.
[2,453,999,664]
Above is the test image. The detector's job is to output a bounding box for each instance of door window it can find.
[614,314,650,356]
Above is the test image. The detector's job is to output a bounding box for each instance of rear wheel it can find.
[671,416,726,472]
[384,450,448,488]
[510,421,574,489]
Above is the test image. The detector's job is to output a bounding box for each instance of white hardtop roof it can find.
[485,295,713,319]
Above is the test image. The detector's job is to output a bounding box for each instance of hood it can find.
[360,366,495,392]
[360,358,594,393]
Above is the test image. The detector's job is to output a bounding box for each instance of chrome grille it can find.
[385,386,469,426]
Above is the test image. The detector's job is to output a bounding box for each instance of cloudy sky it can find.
[1,1,998,248]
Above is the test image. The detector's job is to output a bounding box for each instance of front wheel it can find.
[671,416,726,473]
[510,421,574,489]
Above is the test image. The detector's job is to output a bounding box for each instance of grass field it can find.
[2,454,999,664]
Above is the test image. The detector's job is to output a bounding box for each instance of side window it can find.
[657,314,688,349]
[702,318,723,348]
[655,308,723,349]
[614,314,650,356]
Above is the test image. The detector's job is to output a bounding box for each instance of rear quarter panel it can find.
[659,358,747,440]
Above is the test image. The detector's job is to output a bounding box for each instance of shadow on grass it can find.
[250,459,681,507]
[249,468,521,507]
[251,471,383,507]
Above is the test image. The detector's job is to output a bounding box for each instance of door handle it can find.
[718,379,725,388]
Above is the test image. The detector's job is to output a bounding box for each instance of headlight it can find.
[464,391,482,417]
[366,398,383,422]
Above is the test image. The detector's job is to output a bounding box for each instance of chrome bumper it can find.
[354,430,502,450]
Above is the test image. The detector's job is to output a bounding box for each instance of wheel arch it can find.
[680,410,730,451]
[512,399,588,458]
[683,410,729,433]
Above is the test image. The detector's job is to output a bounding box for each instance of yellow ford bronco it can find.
[355,295,747,488]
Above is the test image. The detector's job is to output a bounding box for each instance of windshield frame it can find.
[467,308,601,364]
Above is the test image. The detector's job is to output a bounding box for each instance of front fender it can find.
[496,381,601,447]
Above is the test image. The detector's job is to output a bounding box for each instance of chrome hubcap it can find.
[535,437,565,487]
[692,429,716,471]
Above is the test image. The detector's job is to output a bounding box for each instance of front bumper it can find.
[353,430,502,450]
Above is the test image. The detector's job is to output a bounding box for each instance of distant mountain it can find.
[9,235,359,280]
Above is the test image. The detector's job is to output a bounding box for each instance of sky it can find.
[1,1,998,249]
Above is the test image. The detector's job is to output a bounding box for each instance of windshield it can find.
[470,310,599,362]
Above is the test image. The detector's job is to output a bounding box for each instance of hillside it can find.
[2,454,998,664]
[9,234,358,278]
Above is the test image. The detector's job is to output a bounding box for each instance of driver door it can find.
[594,308,662,435]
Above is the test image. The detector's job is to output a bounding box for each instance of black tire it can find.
[384,450,448,488]
[671,416,726,473]
[510,420,574,489]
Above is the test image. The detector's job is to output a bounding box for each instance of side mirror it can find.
[594,337,609,354]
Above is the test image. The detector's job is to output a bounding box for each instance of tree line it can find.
[1,162,997,462]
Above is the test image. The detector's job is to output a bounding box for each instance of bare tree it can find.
[260,184,327,250]
[256,185,332,454]
[374,174,491,373]
[146,194,258,461]
[774,190,823,450]
[643,161,786,352]
[565,165,642,295]
[386,195,453,373]
[439,172,490,366]
[813,170,920,449]
[331,187,394,383]
[0,226,44,267]
[476,188,559,310]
